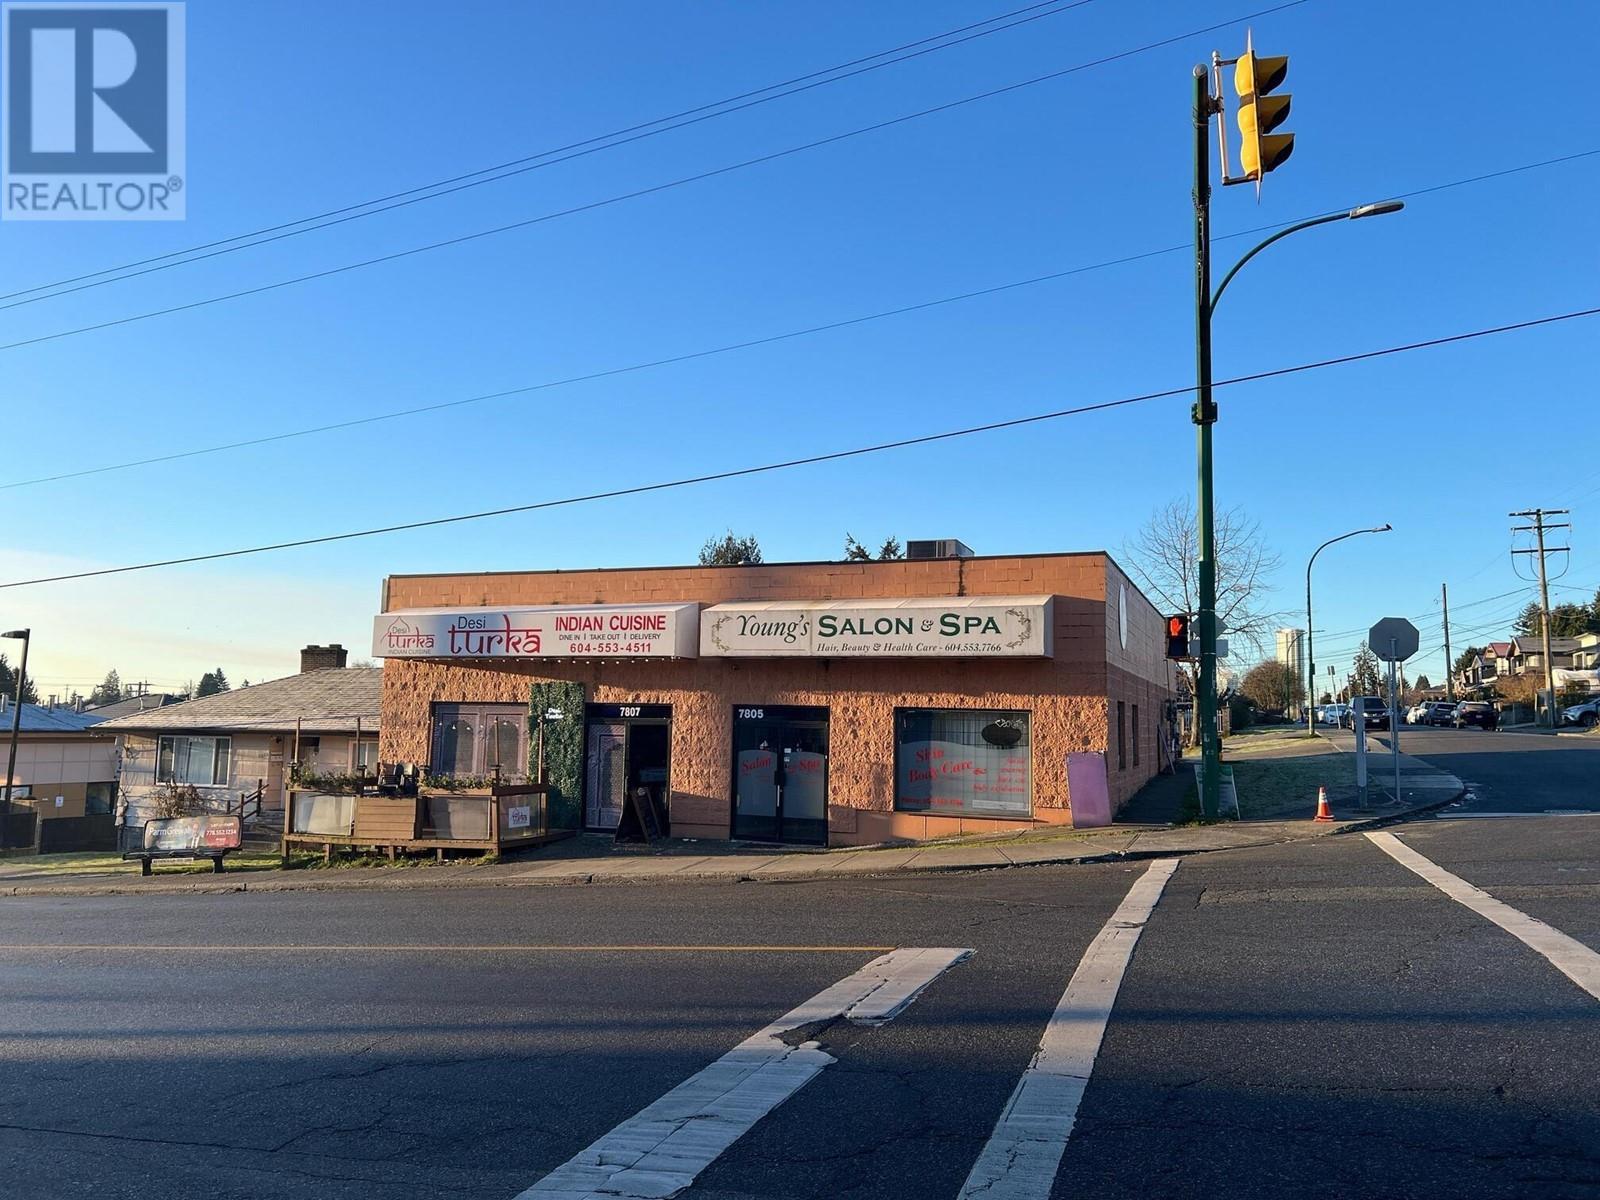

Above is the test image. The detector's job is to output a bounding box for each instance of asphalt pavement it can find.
[1372,726,1600,814]
[1,733,1597,1200]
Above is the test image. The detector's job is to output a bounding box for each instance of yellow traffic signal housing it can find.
[1234,38,1293,187]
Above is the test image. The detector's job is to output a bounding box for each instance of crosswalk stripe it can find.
[514,946,971,1200]
[957,858,1180,1200]
[1366,832,1600,1001]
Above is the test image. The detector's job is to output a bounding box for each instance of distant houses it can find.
[0,698,119,851]
[93,645,380,832]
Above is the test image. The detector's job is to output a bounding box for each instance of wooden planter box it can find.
[352,796,420,842]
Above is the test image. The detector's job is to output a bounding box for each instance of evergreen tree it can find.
[699,532,763,566]
[0,654,39,705]
[88,669,123,707]
[1351,644,1384,697]
[196,669,231,698]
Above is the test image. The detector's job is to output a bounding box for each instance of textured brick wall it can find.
[378,554,1171,842]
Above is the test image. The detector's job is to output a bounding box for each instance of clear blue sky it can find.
[1,0,1596,697]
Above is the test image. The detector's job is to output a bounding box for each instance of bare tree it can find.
[1122,498,1287,660]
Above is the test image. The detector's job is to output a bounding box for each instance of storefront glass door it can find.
[583,705,672,831]
[732,705,829,845]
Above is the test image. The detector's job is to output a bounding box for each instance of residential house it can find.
[1456,641,1511,694]
[83,692,185,720]
[0,698,118,822]
[96,645,380,831]
[1505,635,1580,676]
[1575,632,1600,672]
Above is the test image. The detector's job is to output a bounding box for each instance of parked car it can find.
[1561,697,1600,728]
[1455,701,1499,730]
[1405,702,1430,725]
[1355,697,1390,731]
[1424,701,1460,726]
[1323,703,1351,727]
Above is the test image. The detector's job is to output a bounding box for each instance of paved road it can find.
[1376,726,1600,813]
[2,746,1598,1199]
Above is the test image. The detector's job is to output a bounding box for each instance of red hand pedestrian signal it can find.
[1166,614,1191,660]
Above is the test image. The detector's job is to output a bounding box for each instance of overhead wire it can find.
[2,302,1596,590]
[0,4,1315,357]
[3,149,1593,492]
[0,0,1106,309]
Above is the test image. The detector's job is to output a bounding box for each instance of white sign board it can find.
[701,596,1053,658]
[373,604,700,659]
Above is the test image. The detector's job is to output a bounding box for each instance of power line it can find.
[0,3,1309,358]
[0,0,1104,312]
[4,149,1591,493]
[1313,584,1535,642]
[3,302,1596,591]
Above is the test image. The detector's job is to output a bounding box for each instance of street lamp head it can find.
[1348,199,1404,220]
[1372,523,1393,533]
[0,630,27,640]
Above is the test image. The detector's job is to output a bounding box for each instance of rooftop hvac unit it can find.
[905,539,974,560]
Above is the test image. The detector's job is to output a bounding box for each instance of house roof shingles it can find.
[0,702,110,734]
[1511,636,1581,655]
[83,692,185,720]
[94,668,381,735]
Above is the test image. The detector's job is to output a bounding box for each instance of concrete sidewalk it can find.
[0,757,1462,898]
[1319,728,1466,806]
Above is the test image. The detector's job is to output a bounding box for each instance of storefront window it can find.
[894,709,1031,818]
[430,704,528,780]
[157,736,231,786]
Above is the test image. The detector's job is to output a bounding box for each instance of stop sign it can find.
[1369,617,1419,662]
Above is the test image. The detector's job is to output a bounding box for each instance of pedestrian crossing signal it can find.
[1166,614,1191,660]
[1234,31,1293,192]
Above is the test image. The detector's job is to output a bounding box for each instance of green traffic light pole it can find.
[1191,65,1403,819]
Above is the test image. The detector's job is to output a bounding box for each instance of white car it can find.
[1322,703,1351,727]
[1405,703,1430,725]
[1562,698,1600,728]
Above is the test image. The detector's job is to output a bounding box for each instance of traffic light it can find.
[1234,32,1293,188]
[1166,614,1191,660]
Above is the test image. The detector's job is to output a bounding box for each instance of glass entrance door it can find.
[583,705,672,831]
[732,705,829,845]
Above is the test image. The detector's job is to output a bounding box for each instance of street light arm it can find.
[1304,525,1392,732]
[1211,212,1347,313]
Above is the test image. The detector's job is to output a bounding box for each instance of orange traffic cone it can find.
[1314,786,1334,822]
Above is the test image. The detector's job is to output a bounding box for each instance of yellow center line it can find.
[0,943,896,953]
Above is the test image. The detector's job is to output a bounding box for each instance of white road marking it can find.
[1366,832,1600,1001]
[1437,811,1600,820]
[515,946,970,1200]
[956,858,1180,1200]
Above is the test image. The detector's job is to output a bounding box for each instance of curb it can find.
[0,791,1465,900]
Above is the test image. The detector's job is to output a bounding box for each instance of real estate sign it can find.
[701,596,1053,658]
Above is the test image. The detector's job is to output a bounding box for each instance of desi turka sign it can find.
[701,597,1053,658]
[373,604,699,659]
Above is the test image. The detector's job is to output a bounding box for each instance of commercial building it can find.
[0,698,117,827]
[374,550,1171,846]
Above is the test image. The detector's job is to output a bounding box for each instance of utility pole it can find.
[1441,583,1454,702]
[1510,508,1570,726]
